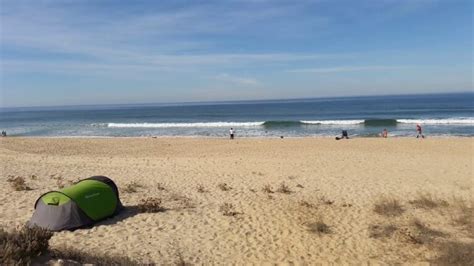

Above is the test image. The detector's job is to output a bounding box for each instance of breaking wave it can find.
[396,118,474,125]
[100,118,473,128]
[106,122,264,128]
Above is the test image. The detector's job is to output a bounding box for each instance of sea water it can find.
[1,93,473,137]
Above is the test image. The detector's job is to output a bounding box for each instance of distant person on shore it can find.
[336,130,349,140]
[229,128,235,140]
[416,124,425,138]
[382,128,388,138]
[1,131,6,137]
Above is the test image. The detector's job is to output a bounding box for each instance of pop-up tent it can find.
[28,176,123,231]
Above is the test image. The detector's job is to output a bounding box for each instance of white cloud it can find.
[287,66,409,73]
[213,73,260,86]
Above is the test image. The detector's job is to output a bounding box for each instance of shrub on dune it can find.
[0,225,53,264]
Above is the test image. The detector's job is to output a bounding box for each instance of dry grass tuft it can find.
[433,241,474,265]
[56,179,65,189]
[136,197,166,213]
[374,198,404,217]
[452,199,474,236]
[173,245,191,266]
[251,171,265,176]
[0,225,140,265]
[217,183,232,191]
[276,182,292,194]
[409,193,449,209]
[196,184,207,193]
[0,225,53,264]
[319,196,334,205]
[369,224,397,239]
[122,181,142,193]
[402,219,447,245]
[262,184,274,193]
[219,203,240,216]
[307,218,331,235]
[156,182,166,191]
[412,219,446,243]
[7,176,32,191]
[299,200,315,208]
[167,193,195,210]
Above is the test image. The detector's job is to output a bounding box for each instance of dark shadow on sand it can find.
[87,205,169,227]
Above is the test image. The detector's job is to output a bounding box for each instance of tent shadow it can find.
[98,206,139,226]
[93,205,169,227]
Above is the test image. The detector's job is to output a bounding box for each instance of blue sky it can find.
[0,0,472,107]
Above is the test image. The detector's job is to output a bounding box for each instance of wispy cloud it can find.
[1,0,471,107]
[213,73,260,86]
[287,66,410,73]
[0,1,429,74]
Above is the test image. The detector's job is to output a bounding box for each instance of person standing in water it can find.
[416,124,425,138]
[229,128,235,140]
[382,128,388,138]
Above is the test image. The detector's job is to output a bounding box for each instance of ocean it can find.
[1,93,473,138]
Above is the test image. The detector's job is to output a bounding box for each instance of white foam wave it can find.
[107,122,265,128]
[397,118,474,125]
[301,120,364,125]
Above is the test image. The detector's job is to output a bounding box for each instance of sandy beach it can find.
[1,137,472,264]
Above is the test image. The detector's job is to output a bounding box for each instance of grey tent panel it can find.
[28,200,93,231]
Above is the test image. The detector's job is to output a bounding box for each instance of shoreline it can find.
[2,135,473,139]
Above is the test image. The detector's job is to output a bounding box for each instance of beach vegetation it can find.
[7,176,32,191]
[0,225,53,264]
[156,182,166,191]
[276,182,291,194]
[299,200,315,208]
[196,184,207,193]
[122,181,142,193]
[452,199,474,236]
[56,179,65,189]
[406,219,447,244]
[219,203,239,216]
[409,193,449,209]
[368,224,397,239]
[262,184,274,193]
[319,196,334,205]
[374,198,404,217]
[174,247,191,266]
[217,183,232,191]
[167,193,195,210]
[307,218,331,235]
[136,197,166,213]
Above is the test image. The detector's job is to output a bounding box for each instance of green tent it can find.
[28,176,123,231]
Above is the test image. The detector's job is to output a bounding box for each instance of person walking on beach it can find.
[336,130,349,140]
[416,124,425,138]
[382,128,388,138]
[229,128,235,140]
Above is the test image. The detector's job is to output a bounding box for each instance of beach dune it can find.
[1,137,472,264]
